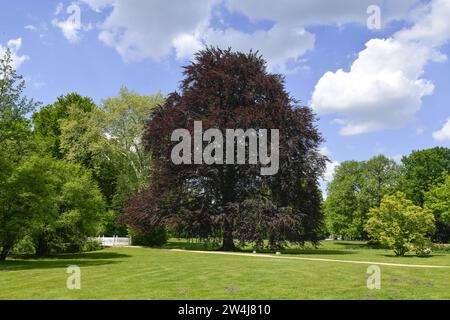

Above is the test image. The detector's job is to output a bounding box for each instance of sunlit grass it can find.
[1,241,449,300]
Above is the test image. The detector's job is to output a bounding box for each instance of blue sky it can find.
[1,0,450,183]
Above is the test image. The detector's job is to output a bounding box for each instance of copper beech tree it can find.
[122,48,326,250]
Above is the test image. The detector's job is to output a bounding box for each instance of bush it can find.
[365,192,435,256]
[82,239,103,252]
[11,236,36,255]
[414,239,432,257]
[129,228,167,247]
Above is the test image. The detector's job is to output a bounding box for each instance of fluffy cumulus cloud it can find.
[311,0,450,136]
[82,0,217,62]
[80,0,421,72]
[0,38,29,69]
[433,119,450,142]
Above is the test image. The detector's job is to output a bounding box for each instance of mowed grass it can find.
[1,241,449,300]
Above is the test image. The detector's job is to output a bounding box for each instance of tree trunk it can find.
[0,246,10,261]
[220,220,236,251]
[35,235,50,257]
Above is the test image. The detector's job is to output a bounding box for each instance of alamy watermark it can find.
[367,5,382,30]
[66,265,81,290]
[171,121,279,176]
[366,265,381,290]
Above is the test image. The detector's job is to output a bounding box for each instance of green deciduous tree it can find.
[324,155,400,239]
[0,156,106,259]
[324,161,363,239]
[100,87,164,210]
[401,147,450,206]
[365,192,435,256]
[425,174,450,225]
[424,174,450,243]
[0,157,55,260]
[33,158,106,256]
[0,49,41,164]
[32,93,96,158]
[57,88,163,235]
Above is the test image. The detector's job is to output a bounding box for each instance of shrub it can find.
[365,192,435,256]
[129,228,167,247]
[11,236,36,255]
[82,239,103,252]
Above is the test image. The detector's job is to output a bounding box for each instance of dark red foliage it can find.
[122,48,326,250]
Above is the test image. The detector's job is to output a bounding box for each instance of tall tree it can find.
[401,147,450,206]
[359,155,401,217]
[100,87,164,210]
[0,49,41,260]
[0,49,40,163]
[56,88,163,235]
[32,93,96,158]
[424,174,450,243]
[0,157,55,260]
[401,147,450,242]
[324,161,363,239]
[324,155,401,240]
[123,48,326,250]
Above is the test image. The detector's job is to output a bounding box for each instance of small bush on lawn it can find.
[130,228,167,247]
[82,239,103,252]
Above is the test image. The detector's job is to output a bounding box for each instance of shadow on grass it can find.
[246,249,355,256]
[381,253,445,259]
[163,240,355,255]
[164,241,220,251]
[0,251,131,271]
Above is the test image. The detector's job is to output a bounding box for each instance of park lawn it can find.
[0,241,449,300]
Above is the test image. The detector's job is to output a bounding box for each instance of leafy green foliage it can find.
[365,192,435,256]
[100,87,164,210]
[31,157,106,256]
[0,156,56,260]
[324,155,400,239]
[425,173,450,225]
[0,155,107,259]
[32,93,96,158]
[401,147,450,206]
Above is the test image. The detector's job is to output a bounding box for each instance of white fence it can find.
[90,236,131,247]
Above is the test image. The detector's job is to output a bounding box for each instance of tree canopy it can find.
[324,155,401,239]
[123,48,326,250]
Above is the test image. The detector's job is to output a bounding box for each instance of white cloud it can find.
[311,0,450,136]
[433,118,450,142]
[324,160,340,184]
[226,0,420,27]
[319,146,339,183]
[55,2,64,15]
[83,0,217,62]
[80,0,422,72]
[0,38,29,70]
[24,25,37,31]
[204,24,315,72]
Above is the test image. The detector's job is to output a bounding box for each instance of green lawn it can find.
[1,240,449,300]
